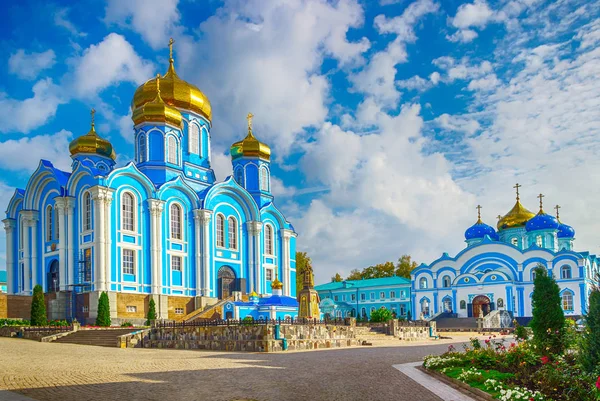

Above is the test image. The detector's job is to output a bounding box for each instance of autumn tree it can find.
[330,273,343,282]
[396,255,418,279]
[296,252,312,294]
[346,269,362,280]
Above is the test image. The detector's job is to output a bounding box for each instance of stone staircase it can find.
[354,326,395,344]
[434,317,478,330]
[181,296,236,322]
[53,329,139,347]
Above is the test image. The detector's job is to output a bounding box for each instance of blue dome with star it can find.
[465,220,498,241]
[525,211,559,232]
[557,221,575,238]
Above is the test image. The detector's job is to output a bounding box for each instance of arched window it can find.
[460,300,466,310]
[561,291,573,311]
[138,135,147,162]
[170,204,182,240]
[84,192,92,231]
[216,214,225,247]
[260,167,269,191]
[561,265,572,279]
[167,136,178,164]
[536,235,542,247]
[122,192,135,232]
[420,298,430,316]
[442,275,451,288]
[419,277,427,289]
[511,237,518,246]
[234,167,244,186]
[55,207,59,240]
[189,123,200,155]
[228,217,237,250]
[46,205,53,241]
[265,224,274,255]
[532,271,536,281]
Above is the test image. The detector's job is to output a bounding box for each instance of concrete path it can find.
[394,362,475,401]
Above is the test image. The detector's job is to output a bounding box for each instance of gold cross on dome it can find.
[513,183,521,200]
[537,193,544,210]
[476,205,482,220]
[169,38,174,60]
[497,215,502,220]
[247,112,254,131]
[554,204,561,219]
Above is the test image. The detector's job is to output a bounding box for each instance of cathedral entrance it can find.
[217,266,236,299]
[472,295,491,317]
[47,260,59,292]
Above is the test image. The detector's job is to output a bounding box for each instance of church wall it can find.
[167,295,195,320]
[116,293,149,320]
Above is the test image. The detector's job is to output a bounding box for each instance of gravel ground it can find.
[0,334,493,401]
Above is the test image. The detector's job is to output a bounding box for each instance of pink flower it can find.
[541,356,550,365]
[595,376,600,390]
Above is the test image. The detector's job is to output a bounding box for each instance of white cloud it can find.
[429,71,441,85]
[104,0,180,49]
[434,114,480,135]
[467,74,500,91]
[118,112,134,144]
[0,79,65,134]
[446,29,479,43]
[0,130,73,172]
[8,50,56,80]
[447,0,495,44]
[70,33,154,98]
[397,74,439,92]
[211,149,233,182]
[54,8,87,37]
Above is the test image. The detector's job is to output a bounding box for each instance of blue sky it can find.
[1,0,599,283]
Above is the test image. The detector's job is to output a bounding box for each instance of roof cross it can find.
[247,112,254,132]
[169,38,174,61]
[537,193,544,211]
[554,204,561,219]
[513,183,521,201]
[476,205,482,221]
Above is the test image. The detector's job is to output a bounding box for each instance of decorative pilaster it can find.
[199,210,213,296]
[20,210,39,294]
[2,219,16,294]
[103,190,114,290]
[281,229,294,297]
[65,197,75,287]
[30,212,39,291]
[247,221,262,293]
[149,199,164,294]
[54,198,67,291]
[91,187,109,292]
[193,209,202,296]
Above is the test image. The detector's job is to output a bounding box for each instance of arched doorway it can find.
[472,295,491,317]
[47,260,59,292]
[443,297,453,313]
[217,266,236,299]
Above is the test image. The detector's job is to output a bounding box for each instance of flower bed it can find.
[423,335,598,401]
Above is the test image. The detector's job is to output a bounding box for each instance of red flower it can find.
[595,376,600,390]
[541,356,550,364]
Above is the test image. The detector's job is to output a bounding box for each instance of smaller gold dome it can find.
[132,75,182,127]
[230,113,271,161]
[69,109,116,160]
[250,291,259,298]
[271,272,283,290]
[497,184,535,230]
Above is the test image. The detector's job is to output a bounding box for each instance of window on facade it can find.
[216,214,225,247]
[421,299,430,316]
[380,291,385,299]
[419,277,427,289]
[139,135,146,162]
[361,308,367,318]
[334,295,339,301]
[259,167,269,191]
[342,295,346,301]
[123,249,135,276]
[234,168,243,186]
[370,307,376,314]
[189,123,200,155]
[361,293,366,301]
[536,235,542,247]
[561,265,572,279]
[400,305,406,315]
[84,192,92,231]
[167,136,178,164]
[55,207,59,240]
[46,205,53,241]
[562,292,573,311]
[442,276,451,288]
[511,237,518,246]
[266,269,273,281]
[170,204,182,240]
[390,291,396,299]
[175,307,184,314]
[126,305,137,313]
[122,192,135,232]
[228,217,237,249]
[370,292,375,300]
[460,300,466,310]
[172,255,182,272]
[265,225,274,255]
[351,294,356,301]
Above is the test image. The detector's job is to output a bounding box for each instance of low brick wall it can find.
[390,320,436,340]
[0,326,72,341]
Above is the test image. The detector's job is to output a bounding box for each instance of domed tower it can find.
[464,205,498,247]
[130,38,215,189]
[230,113,273,207]
[497,183,536,249]
[69,109,116,174]
[555,205,575,251]
[297,263,321,319]
[525,194,559,250]
[271,272,283,296]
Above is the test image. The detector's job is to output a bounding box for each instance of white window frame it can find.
[228,216,237,250]
[138,134,147,163]
[266,269,273,281]
[442,276,450,288]
[380,291,385,299]
[562,292,573,311]
[561,265,572,279]
[167,135,178,165]
[84,192,92,231]
[419,277,428,289]
[260,166,269,191]
[265,224,274,255]
[46,205,53,241]
[216,214,225,248]
[390,291,396,299]
[189,122,200,155]
[234,167,244,186]
[126,305,137,313]
[511,237,518,246]
[351,293,356,301]
[175,307,184,314]
[122,192,136,232]
[54,207,59,240]
[122,249,136,276]
[536,235,542,247]
[170,203,182,240]
[360,293,366,301]
[172,255,182,272]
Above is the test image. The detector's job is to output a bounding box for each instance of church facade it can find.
[411,186,597,321]
[1,41,297,323]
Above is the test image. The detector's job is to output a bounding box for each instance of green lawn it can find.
[440,367,515,399]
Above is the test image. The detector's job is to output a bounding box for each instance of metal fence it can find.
[154,317,349,328]
[22,325,73,333]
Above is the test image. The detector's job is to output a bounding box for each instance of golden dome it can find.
[271,272,283,290]
[131,38,212,122]
[230,113,271,161]
[497,184,535,230]
[132,75,182,127]
[250,291,259,298]
[69,109,116,160]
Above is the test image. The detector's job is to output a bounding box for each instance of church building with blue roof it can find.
[411,185,596,321]
[1,40,297,323]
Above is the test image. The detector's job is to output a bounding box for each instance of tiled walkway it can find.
[0,337,465,401]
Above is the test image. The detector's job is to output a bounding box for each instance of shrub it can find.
[48,319,69,327]
[30,284,47,326]
[120,322,133,328]
[145,298,157,326]
[242,316,254,326]
[0,318,30,326]
[514,323,529,342]
[370,308,393,322]
[530,265,566,356]
[96,292,111,327]
[581,289,600,373]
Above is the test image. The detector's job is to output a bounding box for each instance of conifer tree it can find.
[96,291,111,327]
[581,288,600,372]
[146,298,157,326]
[530,265,565,356]
[30,284,47,326]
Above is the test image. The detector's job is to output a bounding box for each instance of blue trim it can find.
[580,283,587,314]
[452,289,457,312]
[517,287,524,317]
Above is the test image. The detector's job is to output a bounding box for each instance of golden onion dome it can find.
[69,109,116,160]
[132,74,182,127]
[131,38,212,122]
[497,184,535,230]
[271,272,283,290]
[250,291,259,298]
[230,113,271,161]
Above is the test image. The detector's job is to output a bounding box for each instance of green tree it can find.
[295,252,312,294]
[362,261,396,279]
[346,269,362,280]
[331,273,343,282]
[96,291,111,327]
[370,308,393,323]
[30,284,47,326]
[530,265,565,356]
[145,298,157,326]
[581,288,600,372]
[395,255,419,279]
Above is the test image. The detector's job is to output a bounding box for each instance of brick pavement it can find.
[0,337,466,401]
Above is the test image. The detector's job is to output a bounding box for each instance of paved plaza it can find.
[0,336,477,401]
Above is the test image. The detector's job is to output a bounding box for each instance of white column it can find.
[92,188,107,292]
[55,198,67,291]
[22,215,31,294]
[65,197,75,287]
[30,212,39,292]
[2,219,16,294]
[103,190,114,291]
[193,209,202,296]
[149,199,164,294]
[247,221,262,293]
[200,210,213,296]
[282,229,293,297]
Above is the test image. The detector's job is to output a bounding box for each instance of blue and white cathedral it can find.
[2,40,297,323]
[411,185,597,321]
